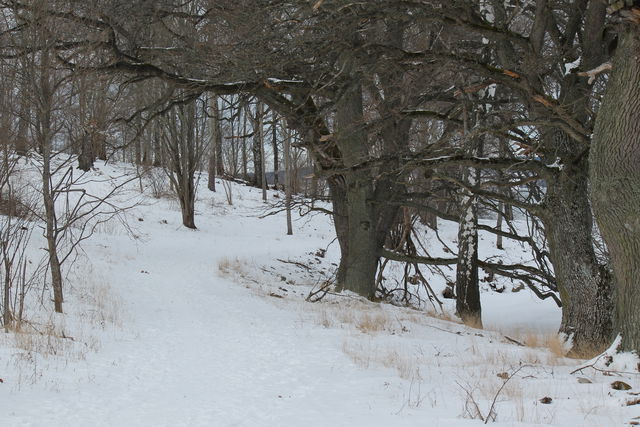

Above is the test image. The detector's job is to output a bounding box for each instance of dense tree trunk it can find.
[95,130,107,162]
[251,107,263,189]
[77,131,95,172]
[342,171,380,298]
[455,171,482,328]
[487,0,612,354]
[510,2,613,354]
[215,104,224,177]
[15,62,30,157]
[591,21,640,354]
[42,113,64,314]
[152,123,162,167]
[208,95,220,192]
[309,159,319,199]
[543,131,613,353]
[284,125,293,235]
[495,204,504,250]
[3,253,12,325]
[331,78,404,299]
[241,105,248,181]
[207,140,216,192]
[248,101,266,188]
[272,110,279,189]
[332,82,380,298]
[328,177,349,287]
[178,177,197,229]
[76,77,94,172]
[162,102,202,230]
[259,101,267,202]
[35,46,64,314]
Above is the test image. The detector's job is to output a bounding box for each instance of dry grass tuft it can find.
[70,261,123,329]
[10,319,74,358]
[341,334,423,381]
[342,339,372,369]
[316,307,333,328]
[355,311,390,334]
[519,332,570,363]
[420,308,463,324]
[218,257,248,277]
[381,349,420,380]
[311,301,397,335]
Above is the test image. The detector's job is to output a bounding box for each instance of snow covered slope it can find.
[0,161,637,426]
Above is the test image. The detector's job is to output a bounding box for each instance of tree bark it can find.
[208,94,219,192]
[36,45,64,314]
[496,203,504,250]
[543,132,613,354]
[162,102,201,229]
[77,131,95,172]
[272,110,279,189]
[178,177,197,229]
[15,60,30,157]
[515,1,613,354]
[251,102,264,189]
[455,170,482,328]
[342,171,380,298]
[333,82,380,298]
[328,177,349,287]
[215,102,224,177]
[259,101,267,202]
[591,21,640,354]
[284,124,293,235]
[241,103,248,181]
[42,117,64,313]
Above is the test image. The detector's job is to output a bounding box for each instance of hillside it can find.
[0,161,638,427]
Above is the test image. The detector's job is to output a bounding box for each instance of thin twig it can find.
[276,258,311,271]
[485,365,528,424]
[503,335,525,347]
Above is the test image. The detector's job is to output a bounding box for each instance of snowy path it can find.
[1,200,464,426]
[1,178,636,427]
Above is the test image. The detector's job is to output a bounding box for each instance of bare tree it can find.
[159,97,207,229]
[207,94,221,192]
[284,122,293,236]
[6,0,637,351]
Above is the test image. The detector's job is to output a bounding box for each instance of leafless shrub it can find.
[27,155,138,313]
[142,166,173,199]
[221,177,233,205]
[0,173,46,329]
[0,188,30,218]
[457,365,528,424]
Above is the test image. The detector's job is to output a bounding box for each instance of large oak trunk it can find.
[591,23,640,354]
[328,178,350,287]
[543,138,613,353]
[332,82,381,298]
[341,172,380,298]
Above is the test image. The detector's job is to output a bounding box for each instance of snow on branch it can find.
[577,62,612,84]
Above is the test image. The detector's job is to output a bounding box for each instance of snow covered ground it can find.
[0,161,638,426]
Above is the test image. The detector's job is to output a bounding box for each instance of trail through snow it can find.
[0,165,637,427]
[1,182,451,426]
